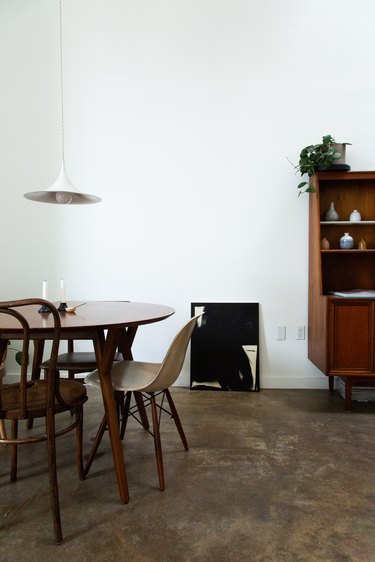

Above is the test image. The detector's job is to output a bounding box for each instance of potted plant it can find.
[291,134,347,196]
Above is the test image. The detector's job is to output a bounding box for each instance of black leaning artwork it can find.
[190,302,259,392]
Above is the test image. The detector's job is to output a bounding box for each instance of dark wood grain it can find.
[308,171,375,409]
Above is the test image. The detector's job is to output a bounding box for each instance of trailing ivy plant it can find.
[291,134,341,196]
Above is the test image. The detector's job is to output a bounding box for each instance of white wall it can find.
[1,0,375,387]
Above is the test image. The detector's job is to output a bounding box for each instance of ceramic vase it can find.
[340,232,354,249]
[349,209,361,222]
[325,202,339,221]
[358,238,367,250]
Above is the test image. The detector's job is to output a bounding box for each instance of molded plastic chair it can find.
[0,299,88,544]
[84,315,200,491]
[39,337,147,430]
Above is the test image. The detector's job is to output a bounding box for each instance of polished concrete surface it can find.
[1,387,375,562]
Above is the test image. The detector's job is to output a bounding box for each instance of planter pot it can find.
[333,142,351,165]
[317,142,351,172]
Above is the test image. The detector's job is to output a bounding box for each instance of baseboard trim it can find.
[259,376,328,389]
[3,373,329,390]
[176,372,328,390]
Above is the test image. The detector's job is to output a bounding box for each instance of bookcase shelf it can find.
[308,171,375,409]
[321,220,375,225]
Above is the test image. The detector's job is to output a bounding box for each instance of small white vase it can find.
[325,202,339,221]
[349,209,361,222]
[340,232,354,249]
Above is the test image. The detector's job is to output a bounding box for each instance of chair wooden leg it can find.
[134,391,149,430]
[120,391,132,439]
[10,419,18,482]
[84,414,107,476]
[165,389,189,451]
[114,390,123,421]
[0,419,6,440]
[76,407,85,480]
[46,411,63,544]
[27,340,45,429]
[150,394,165,491]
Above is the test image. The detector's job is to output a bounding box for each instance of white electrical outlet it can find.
[297,325,306,340]
[277,326,286,340]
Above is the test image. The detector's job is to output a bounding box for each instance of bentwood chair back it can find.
[0,299,88,544]
[25,342,103,432]
[84,315,201,490]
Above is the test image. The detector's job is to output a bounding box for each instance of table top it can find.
[0,301,175,336]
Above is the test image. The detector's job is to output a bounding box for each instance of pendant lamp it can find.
[24,0,101,205]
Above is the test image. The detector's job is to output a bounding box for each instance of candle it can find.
[60,279,66,302]
[42,280,48,300]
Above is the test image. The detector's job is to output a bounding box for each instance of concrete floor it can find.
[1,387,375,562]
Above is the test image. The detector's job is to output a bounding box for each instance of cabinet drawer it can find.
[329,300,374,373]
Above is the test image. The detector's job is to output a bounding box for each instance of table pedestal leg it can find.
[94,328,129,503]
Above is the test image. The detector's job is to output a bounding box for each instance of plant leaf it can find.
[15,351,23,365]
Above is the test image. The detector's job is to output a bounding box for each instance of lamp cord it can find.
[59,0,65,166]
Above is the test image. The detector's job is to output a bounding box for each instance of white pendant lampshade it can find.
[24,0,101,206]
[24,162,101,205]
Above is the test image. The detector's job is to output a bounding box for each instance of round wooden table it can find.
[0,301,175,503]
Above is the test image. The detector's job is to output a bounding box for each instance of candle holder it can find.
[38,304,51,313]
[58,302,68,311]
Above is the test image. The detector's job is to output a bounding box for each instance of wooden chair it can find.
[40,340,122,381]
[39,299,131,381]
[0,299,88,544]
[84,315,200,490]
[24,342,108,432]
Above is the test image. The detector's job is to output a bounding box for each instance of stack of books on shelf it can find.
[337,377,375,402]
[329,289,375,298]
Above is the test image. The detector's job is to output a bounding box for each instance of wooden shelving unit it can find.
[308,171,375,409]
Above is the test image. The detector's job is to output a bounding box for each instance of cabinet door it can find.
[329,300,374,373]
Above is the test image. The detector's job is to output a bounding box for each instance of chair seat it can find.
[41,351,123,371]
[0,379,87,419]
[85,360,163,392]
